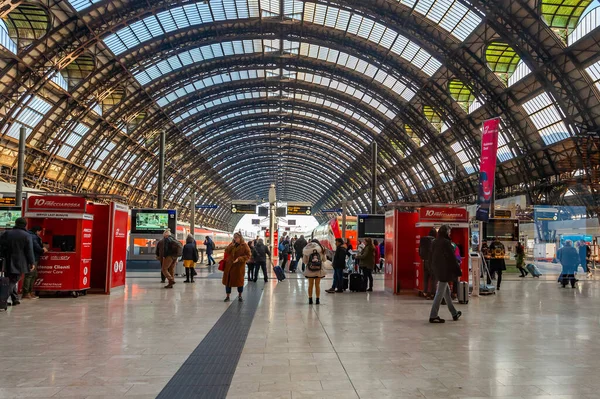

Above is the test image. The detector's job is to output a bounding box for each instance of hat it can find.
[15,217,27,228]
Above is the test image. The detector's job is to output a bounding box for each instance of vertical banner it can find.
[476,117,501,222]
[109,203,129,290]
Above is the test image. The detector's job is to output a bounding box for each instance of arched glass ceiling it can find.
[170,90,384,134]
[155,68,400,120]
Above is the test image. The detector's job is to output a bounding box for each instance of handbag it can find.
[191,268,197,276]
[218,259,225,271]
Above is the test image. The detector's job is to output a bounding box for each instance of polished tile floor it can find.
[1,271,600,399]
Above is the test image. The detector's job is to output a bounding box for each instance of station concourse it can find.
[0,0,599,398]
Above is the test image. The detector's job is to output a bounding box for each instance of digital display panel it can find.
[483,219,519,241]
[358,214,385,239]
[251,219,260,225]
[258,207,268,217]
[231,203,256,214]
[288,220,296,226]
[287,205,311,215]
[0,197,17,206]
[131,209,177,234]
[276,207,287,217]
[0,207,21,228]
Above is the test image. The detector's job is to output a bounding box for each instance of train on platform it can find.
[311,216,358,256]
[174,222,254,249]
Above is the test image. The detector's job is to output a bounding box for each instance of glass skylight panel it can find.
[66,0,99,12]
[0,20,16,54]
[5,95,52,139]
[429,156,450,183]
[301,2,441,77]
[508,60,532,87]
[92,141,115,171]
[468,98,484,114]
[57,123,89,159]
[397,0,482,41]
[401,172,417,194]
[522,92,571,145]
[50,72,69,91]
[586,59,600,91]
[103,1,263,55]
[413,164,433,189]
[568,5,600,45]
[451,141,476,174]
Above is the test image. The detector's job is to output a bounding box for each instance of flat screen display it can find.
[131,209,177,234]
[0,207,20,228]
[483,219,519,241]
[276,207,287,217]
[258,207,268,217]
[251,219,260,225]
[358,214,385,239]
[288,220,296,226]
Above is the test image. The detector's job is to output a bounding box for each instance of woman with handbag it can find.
[182,234,198,283]
[222,233,251,302]
[302,239,327,305]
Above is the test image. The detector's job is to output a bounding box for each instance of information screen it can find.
[483,219,519,241]
[231,203,256,214]
[258,207,268,217]
[0,207,21,228]
[287,205,311,215]
[131,209,177,234]
[358,214,385,239]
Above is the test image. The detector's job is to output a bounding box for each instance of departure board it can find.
[287,205,311,215]
[231,203,256,214]
[0,197,17,206]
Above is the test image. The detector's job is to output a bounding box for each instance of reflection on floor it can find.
[1,273,600,398]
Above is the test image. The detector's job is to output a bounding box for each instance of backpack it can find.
[419,236,434,261]
[278,241,285,252]
[167,236,183,257]
[308,249,322,272]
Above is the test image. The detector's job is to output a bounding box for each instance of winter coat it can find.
[356,244,376,270]
[222,242,251,288]
[294,237,308,256]
[332,244,347,269]
[182,237,198,264]
[247,244,255,264]
[302,242,326,278]
[489,241,506,272]
[558,246,579,275]
[431,233,462,283]
[29,231,44,263]
[204,237,214,255]
[379,242,384,258]
[516,244,525,268]
[253,242,271,263]
[374,245,381,262]
[0,227,35,275]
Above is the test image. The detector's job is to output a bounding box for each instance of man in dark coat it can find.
[294,235,308,271]
[23,226,46,299]
[429,225,462,323]
[252,238,271,282]
[487,239,506,290]
[419,228,437,299]
[0,217,35,306]
[326,238,347,293]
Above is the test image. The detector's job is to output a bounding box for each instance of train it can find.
[311,216,358,256]
[174,222,254,249]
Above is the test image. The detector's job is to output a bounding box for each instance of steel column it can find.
[16,127,26,205]
[157,131,165,208]
[371,142,378,214]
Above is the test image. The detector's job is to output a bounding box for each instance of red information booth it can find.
[384,204,469,295]
[24,195,128,296]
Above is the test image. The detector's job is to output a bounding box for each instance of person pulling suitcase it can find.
[429,225,462,324]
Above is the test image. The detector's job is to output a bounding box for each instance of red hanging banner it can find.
[476,117,501,221]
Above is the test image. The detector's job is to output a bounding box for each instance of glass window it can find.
[522,91,573,145]
[586,58,600,91]
[451,141,476,174]
[4,95,52,139]
[429,155,451,183]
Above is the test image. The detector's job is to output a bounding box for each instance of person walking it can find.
[303,239,327,305]
[23,226,46,299]
[182,234,198,283]
[247,240,256,281]
[516,242,527,277]
[279,236,291,272]
[326,238,347,293]
[578,240,591,277]
[252,238,271,282]
[0,217,35,307]
[204,236,216,266]
[294,235,308,272]
[156,229,179,289]
[419,228,437,299]
[429,225,462,323]
[487,239,506,290]
[558,240,579,288]
[222,232,251,302]
[356,237,376,291]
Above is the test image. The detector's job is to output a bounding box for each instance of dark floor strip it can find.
[156,284,263,399]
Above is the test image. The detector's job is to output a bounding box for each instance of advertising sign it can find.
[419,207,468,223]
[109,203,128,289]
[384,211,396,293]
[0,207,21,228]
[476,118,500,222]
[27,196,87,213]
[131,209,176,234]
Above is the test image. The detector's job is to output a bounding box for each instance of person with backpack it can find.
[279,236,291,272]
[252,238,271,282]
[429,225,462,323]
[303,239,327,304]
[355,238,376,291]
[204,236,215,266]
[419,228,437,299]
[156,229,182,289]
[182,234,198,283]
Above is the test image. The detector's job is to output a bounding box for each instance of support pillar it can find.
[157,131,165,208]
[190,191,196,237]
[16,127,26,205]
[371,142,378,214]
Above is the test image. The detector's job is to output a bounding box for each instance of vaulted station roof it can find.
[0,0,599,229]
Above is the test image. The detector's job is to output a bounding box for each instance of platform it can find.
[1,271,599,399]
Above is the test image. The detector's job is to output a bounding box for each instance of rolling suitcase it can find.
[273,265,286,282]
[0,273,9,311]
[289,260,298,273]
[342,270,349,291]
[457,281,469,304]
[349,273,366,292]
[526,263,542,278]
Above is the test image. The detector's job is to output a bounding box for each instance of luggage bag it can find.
[273,265,286,282]
[526,263,542,278]
[342,270,349,291]
[290,260,298,273]
[0,275,9,311]
[349,272,366,292]
[457,281,469,304]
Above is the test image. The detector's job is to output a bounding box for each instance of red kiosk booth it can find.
[24,194,128,296]
[384,203,469,295]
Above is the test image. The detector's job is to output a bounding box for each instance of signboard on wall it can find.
[419,207,468,223]
[27,196,87,213]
